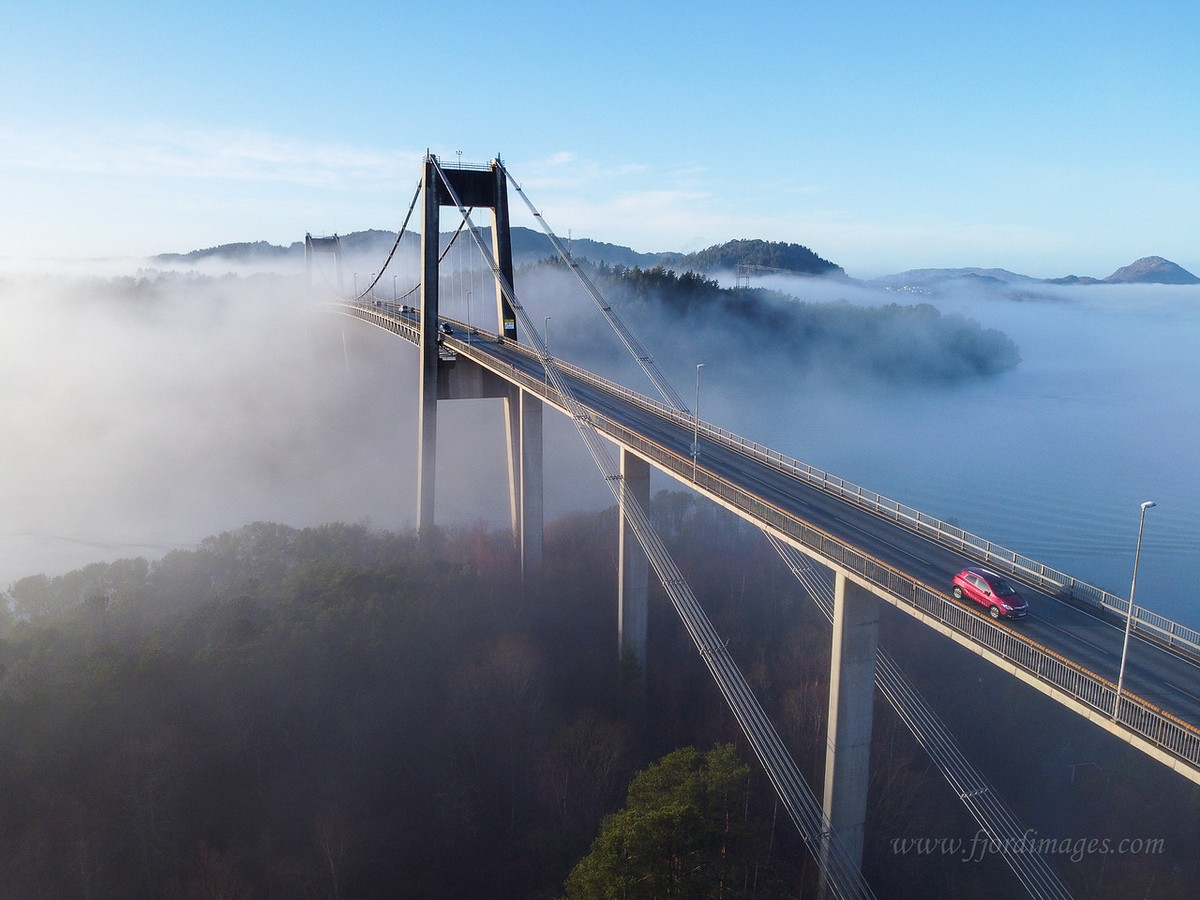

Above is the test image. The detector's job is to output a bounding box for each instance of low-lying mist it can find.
[0,269,437,588]
[7,256,1196,623]
[509,261,1022,420]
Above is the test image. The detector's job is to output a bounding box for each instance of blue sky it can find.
[2,1,1197,278]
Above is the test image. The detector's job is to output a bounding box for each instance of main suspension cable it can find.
[344,179,424,303]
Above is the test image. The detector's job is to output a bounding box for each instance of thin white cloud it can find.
[0,124,422,188]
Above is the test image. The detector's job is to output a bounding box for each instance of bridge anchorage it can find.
[309,153,1199,898]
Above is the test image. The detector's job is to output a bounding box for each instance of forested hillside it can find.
[528,260,1021,388]
[671,239,843,277]
[0,501,829,897]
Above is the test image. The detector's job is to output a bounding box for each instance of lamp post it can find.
[543,315,552,390]
[467,291,472,345]
[1115,500,1156,720]
[393,274,398,302]
[353,272,358,297]
[692,363,705,480]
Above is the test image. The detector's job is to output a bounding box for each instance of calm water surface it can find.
[723,284,1200,629]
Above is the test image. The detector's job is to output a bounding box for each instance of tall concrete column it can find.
[416,157,440,537]
[504,388,521,538]
[619,449,650,670]
[519,390,543,580]
[821,572,880,876]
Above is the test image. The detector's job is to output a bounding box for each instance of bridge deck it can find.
[328,301,1200,779]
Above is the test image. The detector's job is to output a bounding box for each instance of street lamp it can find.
[1115,500,1156,720]
[543,315,552,390]
[353,272,358,296]
[393,274,398,302]
[692,363,705,480]
[467,291,472,345]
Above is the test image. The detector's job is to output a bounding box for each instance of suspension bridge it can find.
[306,155,1200,899]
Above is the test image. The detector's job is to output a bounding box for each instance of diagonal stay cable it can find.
[491,159,1068,897]
[438,211,475,264]
[431,156,874,899]
[499,162,689,412]
[764,533,1073,900]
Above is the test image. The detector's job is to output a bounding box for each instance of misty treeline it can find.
[1,495,1195,898]
[526,259,1020,388]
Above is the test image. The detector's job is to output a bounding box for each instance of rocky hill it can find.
[1103,256,1199,284]
[880,256,1198,292]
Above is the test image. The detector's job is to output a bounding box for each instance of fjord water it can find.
[720,282,1200,629]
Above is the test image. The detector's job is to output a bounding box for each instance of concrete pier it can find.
[822,572,880,874]
[519,390,543,579]
[619,449,650,670]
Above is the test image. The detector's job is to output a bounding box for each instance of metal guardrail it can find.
[322,301,422,344]
[332,304,1200,772]
[595,414,1200,773]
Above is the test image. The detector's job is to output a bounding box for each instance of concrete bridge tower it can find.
[415,156,541,582]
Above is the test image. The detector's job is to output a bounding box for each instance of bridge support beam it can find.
[504,388,522,538]
[518,389,543,580]
[821,572,880,878]
[619,450,650,672]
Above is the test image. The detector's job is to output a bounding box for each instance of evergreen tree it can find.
[564,744,782,899]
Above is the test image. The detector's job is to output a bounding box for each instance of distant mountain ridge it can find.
[154,229,840,278]
[1067,256,1198,285]
[154,233,1195,286]
[876,256,1198,289]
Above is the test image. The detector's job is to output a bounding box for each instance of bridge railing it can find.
[338,301,1200,661]
[321,301,422,344]
[583,407,1200,773]
[707,425,1200,660]
[522,347,1200,662]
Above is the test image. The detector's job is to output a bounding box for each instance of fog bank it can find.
[0,272,420,587]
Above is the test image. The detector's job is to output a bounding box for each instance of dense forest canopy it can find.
[1,498,1194,898]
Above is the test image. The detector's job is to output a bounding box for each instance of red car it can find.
[951,567,1029,619]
